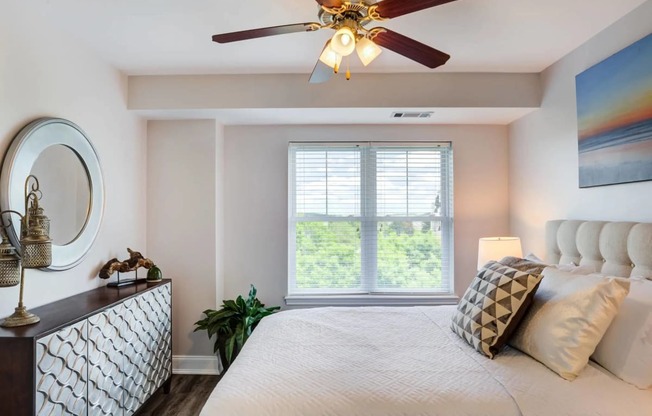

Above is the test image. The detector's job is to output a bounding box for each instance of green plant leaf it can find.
[225,335,236,364]
[248,285,257,303]
[207,309,238,325]
[244,316,253,328]
[223,300,238,311]
[235,321,246,352]
[236,296,246,312]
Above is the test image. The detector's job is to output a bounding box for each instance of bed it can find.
[200,220,652,416]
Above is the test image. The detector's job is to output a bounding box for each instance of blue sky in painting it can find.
[576,33,652,132]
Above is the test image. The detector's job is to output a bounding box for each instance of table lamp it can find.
[477,236,522,270]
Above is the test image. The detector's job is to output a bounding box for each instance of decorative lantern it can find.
[21,196,52,269]
[0,231,20,287]
[0,175,53,327]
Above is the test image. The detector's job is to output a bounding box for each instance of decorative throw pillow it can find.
[451,261,544,358]
[592,278,652,389]
[509,267,630,380]
[499,256,548,276]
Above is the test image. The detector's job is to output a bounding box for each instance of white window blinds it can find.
[288,142,453,295]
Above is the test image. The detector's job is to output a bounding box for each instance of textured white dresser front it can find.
[35,320,88,415]
[33,283,172,416]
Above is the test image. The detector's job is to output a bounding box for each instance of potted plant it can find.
[194,285,280,371]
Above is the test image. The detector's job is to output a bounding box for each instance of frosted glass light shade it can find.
[319,41,342,69]
[356,37,382,66]
[331,27,356,56]
[477,237,523,270]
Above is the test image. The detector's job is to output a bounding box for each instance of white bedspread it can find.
[200,306,652,416]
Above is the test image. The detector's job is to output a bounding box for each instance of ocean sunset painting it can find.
[576,33,652,188]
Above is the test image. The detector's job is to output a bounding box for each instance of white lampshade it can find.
[319,41,343,70]
[331,27,356,56]
[477,237,523,270]
[356,37,382,66]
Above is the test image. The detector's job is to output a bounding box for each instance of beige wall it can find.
[508,1,652,257]
[147,120,224,357]
[0,3,147,317]
[223,125,510,308]
[128,73,541,111]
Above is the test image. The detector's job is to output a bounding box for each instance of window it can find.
[288,142,454,300]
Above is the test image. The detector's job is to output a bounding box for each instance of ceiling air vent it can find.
[391,112,433,119]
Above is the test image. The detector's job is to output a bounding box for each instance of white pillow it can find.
[524,253,545,263]
[592,278,652,389]
[509,267,630,380]
[523,253,598,274]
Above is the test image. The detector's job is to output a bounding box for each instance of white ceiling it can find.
[23,0,648,75]
[22,0,645,74]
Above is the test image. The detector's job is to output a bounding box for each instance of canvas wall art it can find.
[576,32,652,188]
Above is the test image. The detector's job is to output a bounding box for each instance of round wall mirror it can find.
[0,118,104,271]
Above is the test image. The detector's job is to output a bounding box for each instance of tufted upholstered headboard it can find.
[545,220,652,278]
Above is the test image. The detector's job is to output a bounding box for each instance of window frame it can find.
[287,141,456,306]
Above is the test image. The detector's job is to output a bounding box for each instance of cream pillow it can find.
[592,278,652,389]
[509,267,630,380]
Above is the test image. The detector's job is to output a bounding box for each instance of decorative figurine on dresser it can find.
[0,118,172,416]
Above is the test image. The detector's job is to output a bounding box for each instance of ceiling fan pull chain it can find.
[346,57,351,80]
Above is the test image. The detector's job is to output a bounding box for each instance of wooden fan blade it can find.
[315,0,343,8]
[310,41,335,84]
[371,0,457,19]
[212,22,320,43]
[372,28,450,69]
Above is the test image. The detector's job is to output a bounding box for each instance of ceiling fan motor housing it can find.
[318,3,370,27]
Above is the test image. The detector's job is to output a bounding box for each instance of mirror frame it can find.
[0,118,105,271]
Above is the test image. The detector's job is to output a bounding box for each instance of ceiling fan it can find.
[212,0,457,83]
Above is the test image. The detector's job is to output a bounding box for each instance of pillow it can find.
[499,256,548,275]
[524,252,545,263]
[592,278,652,389]
[509,267,630,380]
[500,255,597,275]
[451,261,543,359]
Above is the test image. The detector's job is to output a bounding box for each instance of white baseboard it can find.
[173,355,221,375]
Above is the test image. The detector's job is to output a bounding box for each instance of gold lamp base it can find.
[1,306,40,327]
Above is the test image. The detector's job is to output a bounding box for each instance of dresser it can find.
[0,279,172,416]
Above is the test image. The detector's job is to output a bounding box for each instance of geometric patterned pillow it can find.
[451,261,544,358]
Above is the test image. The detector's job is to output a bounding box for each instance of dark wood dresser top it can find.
[0,279,171,339]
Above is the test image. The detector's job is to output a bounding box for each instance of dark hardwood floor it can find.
[135,374,222,416]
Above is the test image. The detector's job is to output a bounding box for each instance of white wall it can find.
[0,3,146,317]
[224,125,510,308]
[147,120,224,357]
[509,1,652,257]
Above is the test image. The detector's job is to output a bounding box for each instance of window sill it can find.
[284,294,459,307]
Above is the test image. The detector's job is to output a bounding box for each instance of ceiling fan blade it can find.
[212,22,320,43]
[315,0,343,8]
[309,60,334,84]
[371,28,450,69]
[371,0,457,19]
[310,41,334,84]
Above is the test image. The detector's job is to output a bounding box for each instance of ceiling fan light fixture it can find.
[319,41,343,70]
[330,27,356,56]
[356,37,383,66]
